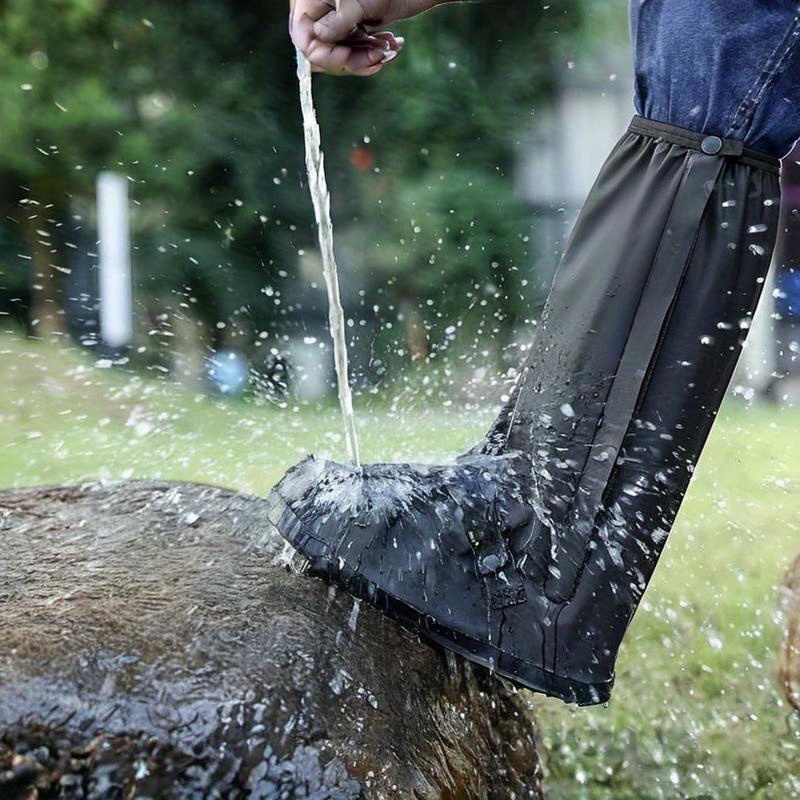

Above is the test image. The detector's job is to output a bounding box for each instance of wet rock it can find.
[780,551,800,712]
[0,481,543,799]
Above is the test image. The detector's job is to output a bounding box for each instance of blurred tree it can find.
[0,0,604,384]
[0,0,114,334]
[0,0,303,347]
[302,0,588,380]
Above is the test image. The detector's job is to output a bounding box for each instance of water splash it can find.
[296,51,361,467]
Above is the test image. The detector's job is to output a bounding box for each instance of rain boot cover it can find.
[495,117,780,687]
[268,118,781,704]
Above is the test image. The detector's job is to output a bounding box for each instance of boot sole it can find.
[332,561,613,706]
[266,489,614,707]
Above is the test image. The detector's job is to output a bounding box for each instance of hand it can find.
[290,0,440,76]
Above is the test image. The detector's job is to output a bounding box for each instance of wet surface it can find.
[781,552,800,713]
[0,480,542,798]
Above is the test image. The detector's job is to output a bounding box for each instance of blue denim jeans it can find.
[630,0,800,157]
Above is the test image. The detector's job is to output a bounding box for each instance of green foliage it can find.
[0,0,304,332]
[0,0,603,365]
[309,2,587,354]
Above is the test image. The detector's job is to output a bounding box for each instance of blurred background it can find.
[0,0,635,403]
[3,2,800,797]
[1,0,798,406]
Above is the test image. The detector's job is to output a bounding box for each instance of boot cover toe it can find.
[266,453,614,705]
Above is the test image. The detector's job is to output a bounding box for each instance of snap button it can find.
[701,135,723,155]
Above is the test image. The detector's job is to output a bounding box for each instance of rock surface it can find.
[0,480,543,799]
[780,551,800,713]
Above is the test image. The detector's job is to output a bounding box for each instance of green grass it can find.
[3,330,800,798]
[534,406,800,798]
[0,329,489,492]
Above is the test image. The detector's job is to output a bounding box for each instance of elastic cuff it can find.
[628,115,781,173]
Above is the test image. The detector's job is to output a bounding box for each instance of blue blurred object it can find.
[206,347,250,396]
[776,268,800,319]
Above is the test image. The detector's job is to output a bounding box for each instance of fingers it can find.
[295,22,392,73]
[291,6,404,76]
[340,29,404,53]
[290,0,406,76]
[313,0,379,43]
[311,41,390,76]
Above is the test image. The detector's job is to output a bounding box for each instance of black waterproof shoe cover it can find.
[266,452,615,705]
[267,116,781,707]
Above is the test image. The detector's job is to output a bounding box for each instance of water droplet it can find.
[348,599,360,632]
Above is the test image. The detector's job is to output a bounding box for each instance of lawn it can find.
[2,329,800,799]
[533,397,800,800]
[0,329,489,492]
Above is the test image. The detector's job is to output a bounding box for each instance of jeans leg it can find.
[630,0,800,156]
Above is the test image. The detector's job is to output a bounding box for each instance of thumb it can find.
[313,0,374,43]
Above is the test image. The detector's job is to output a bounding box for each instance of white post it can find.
[97,171,133,349]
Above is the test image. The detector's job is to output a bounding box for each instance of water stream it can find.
[296,51,361,467]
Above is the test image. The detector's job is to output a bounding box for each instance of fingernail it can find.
[373,31,404,50]
[379,49,398,64]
